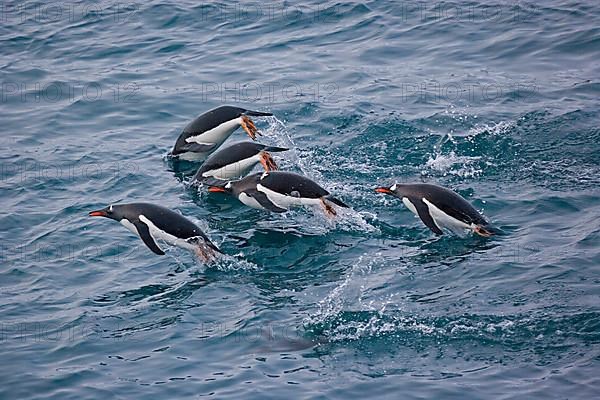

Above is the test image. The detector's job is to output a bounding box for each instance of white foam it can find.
[424,150,483,178]
[212,252,258,271]
[466,120,515,137]
[422,118,515,178]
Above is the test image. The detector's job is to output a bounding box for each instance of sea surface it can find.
[1,1,600,398]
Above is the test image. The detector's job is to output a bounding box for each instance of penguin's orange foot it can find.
[195,243,217,262]
[260,152,278,171]
[241,115,260,140]
[474,225,494,237]
[321,198,337,218]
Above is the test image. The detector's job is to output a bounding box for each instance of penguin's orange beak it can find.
[375,187,393,194]
[89,209,107,217]
[208,186,226,193]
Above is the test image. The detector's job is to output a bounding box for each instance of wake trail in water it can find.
[306,253,390,326]
[310,265,546,343]
[305,247,600,347]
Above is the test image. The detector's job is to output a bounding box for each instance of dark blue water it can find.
[2,1,600,398]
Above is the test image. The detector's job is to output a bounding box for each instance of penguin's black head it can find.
[89,204,126,221]
[375,183,401,197]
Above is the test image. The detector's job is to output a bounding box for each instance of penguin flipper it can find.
[414,200,444,235]
[134,221,165,255]
[248,190,287,213]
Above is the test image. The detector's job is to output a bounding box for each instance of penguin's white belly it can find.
[120,219,139,235]
[422,198,473,234]
[203,153,261,179]
[257,184,321,209]
[139,215,197,251]
[185,118,241,148]
[238,192,265,210]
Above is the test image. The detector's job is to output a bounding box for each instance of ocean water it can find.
[1,0,600,398]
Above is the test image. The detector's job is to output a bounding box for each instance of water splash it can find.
[212,252,259,271]
[331,208,380,234]
[466,120,515,138]
[263,116,316,177]
[422,120,515,178]
[424,151,484,178]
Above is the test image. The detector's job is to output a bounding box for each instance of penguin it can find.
[89,203,222,260]
[375,183,494,237]
[207,171,349,216]
[171,105,273,161]
[191,141,288,182]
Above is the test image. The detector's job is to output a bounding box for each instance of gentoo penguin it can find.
[171,105,273,161]
[207,171,349,216]
[191,141,288,182]
[89,203,221,260]
[375,183,494,237]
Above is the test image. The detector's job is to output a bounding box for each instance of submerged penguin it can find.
[89,203,221,260]
[171,105,273,161]
[191,141,288,182]
[207,171,349,216]
[375,183,494,237]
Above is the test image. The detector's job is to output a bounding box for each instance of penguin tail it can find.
[324,195,349,209]
[262,145,289,153]
[205,239,224,255]
[243,110,273,117]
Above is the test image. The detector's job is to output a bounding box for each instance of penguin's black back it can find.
[121,203,208,240]
[260,172,329,199]
[183,106,248,136]
[400,184,487,225]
